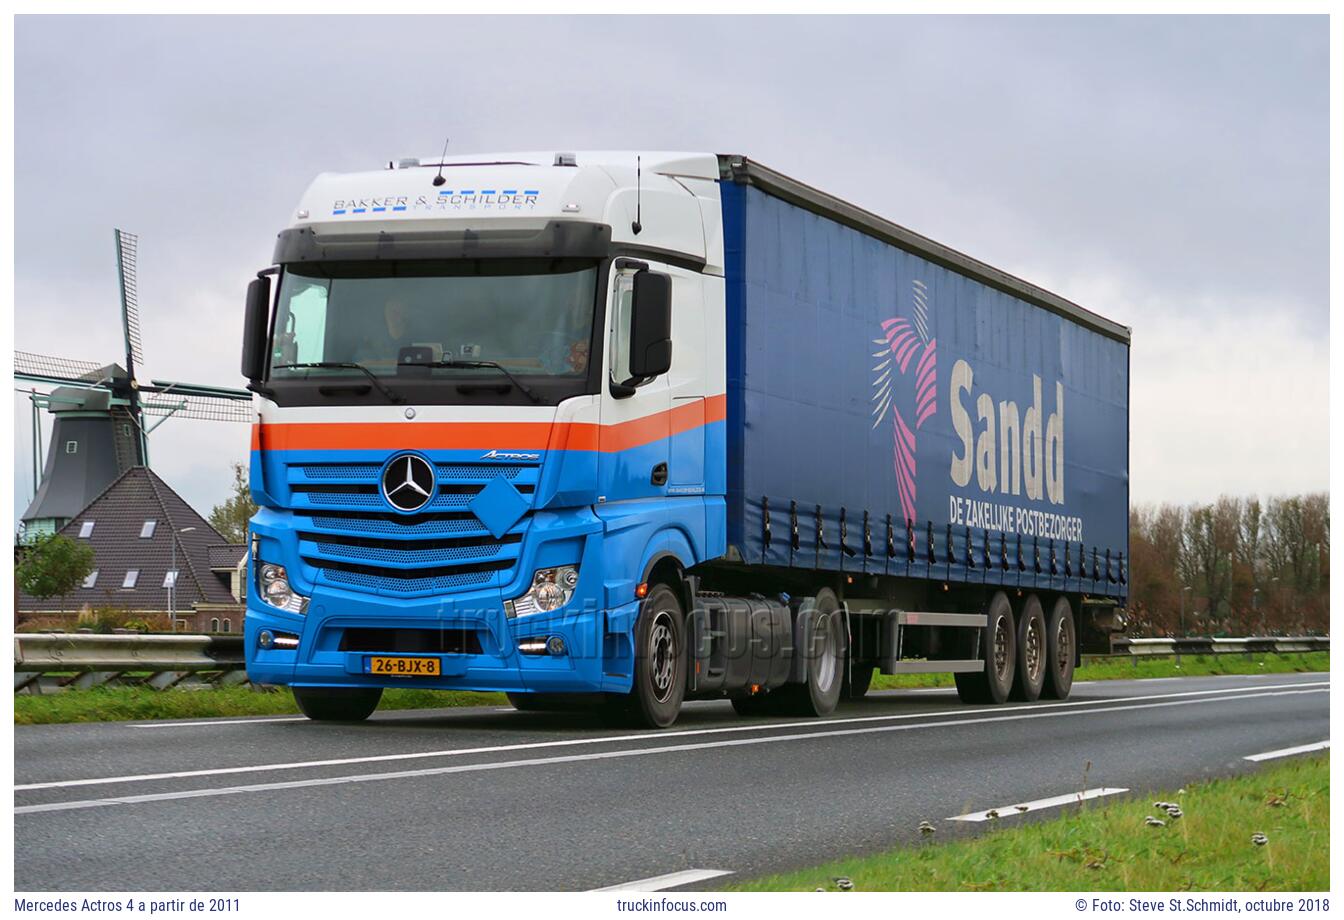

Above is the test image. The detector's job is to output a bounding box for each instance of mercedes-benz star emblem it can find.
[381,454,435,512]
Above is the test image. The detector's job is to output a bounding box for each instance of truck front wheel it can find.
[613,583,687,729]
[292,686,382,722]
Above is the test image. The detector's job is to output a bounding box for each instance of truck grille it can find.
[286,460,540,596]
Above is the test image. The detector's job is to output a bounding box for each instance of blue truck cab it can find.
[241,151,1129,727]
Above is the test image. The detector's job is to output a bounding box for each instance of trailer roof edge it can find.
[719,155,1132,345]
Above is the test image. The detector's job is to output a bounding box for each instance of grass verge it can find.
[870,651,1329,690]
[728,753,1329,891]
[13,685,505,725]
[13,652,1328,725]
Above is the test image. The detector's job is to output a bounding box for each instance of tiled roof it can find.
[208,544,247,569]
[18,467,239,613]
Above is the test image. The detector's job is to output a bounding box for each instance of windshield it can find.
[268,259,599,394]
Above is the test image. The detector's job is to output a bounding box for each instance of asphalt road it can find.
[14,671,1329,891]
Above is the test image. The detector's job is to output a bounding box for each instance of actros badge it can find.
[382,454,436,512]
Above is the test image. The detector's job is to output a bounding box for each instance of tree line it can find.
[1127,493,1329,637]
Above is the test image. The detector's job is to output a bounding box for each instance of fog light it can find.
[546,635,566,656]
[257,629,299,651]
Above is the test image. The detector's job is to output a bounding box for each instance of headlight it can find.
[506,565,579,617]
[257,562,309,614]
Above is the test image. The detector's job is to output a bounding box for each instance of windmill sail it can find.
[116,229,144,375]
[15,231,252,538]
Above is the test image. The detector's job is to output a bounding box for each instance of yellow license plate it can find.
[367,656,441,677]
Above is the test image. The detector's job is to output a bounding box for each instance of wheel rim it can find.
[992,614,1010,679]
[1055,616,1072,676]
[648,611,677,704]
[814,613,838,690]
[1024,616,1042,682]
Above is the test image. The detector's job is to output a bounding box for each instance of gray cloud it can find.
[13,14,1329,524]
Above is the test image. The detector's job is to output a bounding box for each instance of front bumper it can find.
[244,509,638,695]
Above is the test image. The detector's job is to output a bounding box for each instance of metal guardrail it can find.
[14,633,246,694]
[11,632,1330,694]
[1112,636,1330,656]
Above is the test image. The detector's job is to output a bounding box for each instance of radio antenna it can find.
[631,155,643,235]
[432,136,450,187]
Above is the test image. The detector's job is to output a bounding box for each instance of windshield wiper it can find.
[398,359,544,404]
[272,362,406,404]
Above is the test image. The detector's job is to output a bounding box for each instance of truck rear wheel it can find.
[1010,594,1046,702]
[292,686,382,722]
[610,583,687,729]
[954,591,1016,705]
[774,587,845,717]
[845,662,875,699]
[1043,596,1076,699]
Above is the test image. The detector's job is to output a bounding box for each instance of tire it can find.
[611,583,687,729]
[774,587,846,717]
[954,591,1016,705]
[1010,594,1047,702]
[292,686,382,722]
[1043,596,1076,700]
[845,662,875,699]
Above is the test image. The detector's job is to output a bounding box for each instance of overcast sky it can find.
[13,14,1329,528]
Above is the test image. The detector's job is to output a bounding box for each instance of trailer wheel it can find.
[1009,594,1047,702]
[1042,596,1076,700]
[292,686,382,722]
[954,591,1016,705]
[845,663,875,699]
[775,587,845,717]
[608,583,687,729]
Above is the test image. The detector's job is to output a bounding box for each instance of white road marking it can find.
[133,717,308,729]
[1244,740,1330,762]
[949,787,1129,822]
[15,679,1325,792]
[590,869,734,891]
[14,686,1326,815]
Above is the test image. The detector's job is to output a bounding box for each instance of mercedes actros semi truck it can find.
[241,150,1129,728]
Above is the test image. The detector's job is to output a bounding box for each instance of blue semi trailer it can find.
[241,151,1129,727]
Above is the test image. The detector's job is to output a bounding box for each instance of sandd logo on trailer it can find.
[870,279,937,528]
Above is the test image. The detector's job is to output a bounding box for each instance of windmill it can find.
[16,229,253,538]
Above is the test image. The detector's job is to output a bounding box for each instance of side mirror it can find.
[241,275,272,382]
[626,270,672,380]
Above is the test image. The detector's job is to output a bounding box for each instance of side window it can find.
[274,278,328,368]
[608,272,635,385]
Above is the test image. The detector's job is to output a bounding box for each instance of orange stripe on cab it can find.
[252,394,726,455]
